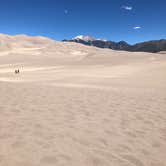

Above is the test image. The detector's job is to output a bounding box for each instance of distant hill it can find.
[0,34,165,53]
[63,35,166,53]
[63,36,130,50]
[126,39,166,53]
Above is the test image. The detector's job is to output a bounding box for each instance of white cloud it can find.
[122,6,133,10]
[64,10,68,14]
[133,26,142,30]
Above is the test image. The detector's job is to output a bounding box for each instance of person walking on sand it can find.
[15,69,20,74]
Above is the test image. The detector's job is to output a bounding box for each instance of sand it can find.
[0,34,166,166]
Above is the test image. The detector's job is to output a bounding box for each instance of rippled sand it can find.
[0,37,166,166]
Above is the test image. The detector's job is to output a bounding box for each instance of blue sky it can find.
[0,0,165,44]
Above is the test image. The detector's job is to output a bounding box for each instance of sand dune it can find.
[0,34,166,166]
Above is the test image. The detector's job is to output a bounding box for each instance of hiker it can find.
[15,69,20,74]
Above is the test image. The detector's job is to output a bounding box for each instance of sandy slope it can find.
[0,35,166,166]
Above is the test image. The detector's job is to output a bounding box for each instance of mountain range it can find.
[63,35,166,53]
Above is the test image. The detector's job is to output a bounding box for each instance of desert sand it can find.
[0,34,166,166]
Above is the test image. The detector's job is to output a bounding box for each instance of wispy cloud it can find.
[133,26,142,30]
[122,5,133,11]
[64,9,68,14]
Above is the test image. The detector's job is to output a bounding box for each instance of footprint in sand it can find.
[11,140,25,148]
[120,154,144,166]
[40,156,58,165]
[0,155,4,162]
[40,154,71,165]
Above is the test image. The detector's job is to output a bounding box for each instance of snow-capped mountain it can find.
[63,35,166,53]
[73,35,96,41]
[63,35,130,51]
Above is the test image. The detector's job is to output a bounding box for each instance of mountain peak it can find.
[73,35,96,41]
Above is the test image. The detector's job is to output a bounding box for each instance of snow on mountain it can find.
[73,35,96,41]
